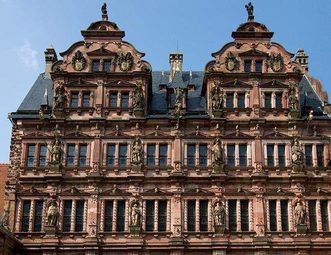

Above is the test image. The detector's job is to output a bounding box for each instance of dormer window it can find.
[244,60,252,72]
[92,60,100,72]
[255,60,263,72]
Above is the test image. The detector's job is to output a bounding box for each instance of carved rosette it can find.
[72,50,87,71]
[117,52,134,71]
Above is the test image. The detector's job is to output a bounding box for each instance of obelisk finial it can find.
[245,2,254,21]
[101,3,108,21]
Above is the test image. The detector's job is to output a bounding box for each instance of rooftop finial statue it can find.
[245,2,254,21]
[101,3,108,21]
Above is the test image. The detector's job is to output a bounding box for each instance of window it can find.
[146,201,155,231]
[238,93,245,108]
[199,144,207,167]
[104,201,113,232]
[321,200,329,231]
[119,144,127,167]
[226,93,234,108]
[63,200,72,232]
[305,145,313,167]
[267,144,274,167]
[116,200,125,232]
[264,93,272,109]
[187,200,196,231]
[241,200,249,231]
[278,144,285,167]
[27,144,35,167]
[121,93,129,108]
[199,200,208,232]
[82,93,90,108]
[67,144,75,167]
[308,200,317,231]
[34,200,43,232]
[110,92,118,108]
[92,60,100,72]
[159,144,168,167]
[79,144,87,167]
[239,144,247,167]
[70,93,79,108]
[39,144,47,167]
[255,60,262,72]
[228,200,237,231]
[227,144,235,167]
[269,201,288,232]
[75,200,85,232]
[107,144,115,167]
[269,200,277,231]
[281,200,289,231]
[317,144,324,167]
[147,144,156,166]
[275,93,282,109]
[244,60,252,72]
[21,200,31,232]
[158,200,167,232]
[187,144,196,167]
[104,60,112,72]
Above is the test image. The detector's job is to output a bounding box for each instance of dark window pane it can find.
[305,145,313,167]
[67,144,75,167]
[228,200,237,231]
[276,93,282,109]
[63,200,72,232]
[281,200,289,231]
[255,60,262,72]
[278,144,285,167]
[308,200,317,231]
[238,93,245,108]
[39,144,47,167]
[104,200,113,232]
[244,60,252,72]
[265,93,272,109]
[187,200,196,231]
[321,200,329,231]
[239,144,247,167]
[226,93,234,108]
[70,93,79,108]
[21,200,31,232]
[159,144,168,167]
[158,200,167,232]
[75,200,84,232]
[107,144,115,167]
[147,144,156,166]
[92,60,100,72]
[317,144,324,167]
[241,200,249,231]
[82,93,90,108]
[121,93,129,108]
[146,201,155,231]
[267,144,274,167]
[269,200,277,231]
[110,93,117,108]
[199,200,208,232]
[119,144,127,167]
[104,60,112,72]
[199,144,207,167]
[34,200,43,232]
[27,144,35,167]
[79,144,87,167]
[187,144,196,167]
[116,200,125,232]
[227,144,235,167]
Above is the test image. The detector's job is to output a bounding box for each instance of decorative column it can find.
[234,92,238,108]
[28,200,35,232]
[288,200,294,231]
[115,144,119,167]
[117,92,121,108]
[196,200,200,232]
[15,199,23,232]
[41,200,46,232]
[167,200,171,232]
[274,144,279,167]
[100,200,105,232]
[312,144,317,167]
[142,200,146,232]
[83,199,88,233]
[58,200,64,232]
[249,200,254,231]
[208,200,212,232]
[154,200,158,232]
[236,200,241,231]
[125,200,129,232]
[112,200,117,232]
[271,92,276,108]
[323,144,329,167]
[276,200,281,232]
[155,143,160,166]
[247,143,252,166]
[316,200,322,231]
[71,200,76,232]
[235,144,239,167]
[183,200,187,232]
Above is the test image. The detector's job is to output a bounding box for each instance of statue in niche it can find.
[49,137,62,166]
[294,201,306,225]
[211,137,224,166]
[46,201,59,226]
[131,136,144,167]
[211,83,224,111]
[174,87,184,118]
[213,201,226,225]
[132,82,145,111]
[130,202,141,227]
[288,83,299,111]
[0,208,9,229]
[53,84,67,111]
[291,138,304,172]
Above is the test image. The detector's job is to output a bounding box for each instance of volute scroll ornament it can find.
[72,50,87,71]
[225,52,239,71]
[117,52,134,71]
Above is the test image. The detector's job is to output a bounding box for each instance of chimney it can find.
[294,48,309,72]
[44,45,57,78]
[169,53,183,81]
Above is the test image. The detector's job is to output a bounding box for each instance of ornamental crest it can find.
[117,52,134,71]
[72,50,86,71]
[225,52,238,71]
[268,53,284,72]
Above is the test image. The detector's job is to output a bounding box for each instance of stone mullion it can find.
[249,200,254,231]
[236,200,241,232]
[155,143,160,166]
[100,200,105,232]
[15,199,22,232]
[83,199,87,232]
[208,199,212,232]
[102,143,106,167]
[154,200,158,232]
[225,200,229,229]
[115,144,119,167]
[261,92,265,108]
[245,91,250,108]
[71,200,76,232]
[235,144,239,167]
[184,144,188,166]
[312,144,317,167]
[282,91,287,108]
[117,92,121,108]
[316,200,322,231]
[196,200,200,232]
[234,92,238,108]
[112,200,117,232]
[285,144,290,167]
[271,92,276,108]
[167,200,171,232]
[78,91,83,107]
[74,144,79,167]
[274,144,279,167]
[41,200,46,232]
[29,200,35,232]
[247,143,252,166]
[276,200,281,231]
[128,91,133,108]
[183,200,187,231]
[324,144,329,167]
[167,143,171,166]
[288,200,294,231]
[142,200,146,231]
[263,143,268,166]
[266,200,270,231]
[59,200,64,231]
[195,144,199,167]
[124,200,129,232]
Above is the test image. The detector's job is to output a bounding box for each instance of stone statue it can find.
[211,86,224,111]
[0,208,9,229]
[288,83,299,111]
[294,201,306,225]
[130,202,141,227]
[49,137,62,166]
[212,137,224,165]
[131,136,144,166]
[245,2,254,20]
[291,138,303,172]
[174,87,184,117]
[132,82,145,111]
[46,202,59,226]
[53,84,67,110]
[214,202,226,225]
[101,3,107,15]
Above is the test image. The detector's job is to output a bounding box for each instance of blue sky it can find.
[0,0,330,162]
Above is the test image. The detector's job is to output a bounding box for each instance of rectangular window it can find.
[199,144,207,167]
[267,144,274,167]
[281,200,289,231]
[317,144,324,167]
[305,145,313,167]
[187,144,196,167]
[63,200,72,232]
[104,200,113,232]
[226,93,234,108]
[308,200,317,231]
[278,144,285,167]
[67,144,76,167]
[238,93,245,108]
[104,60,112,72]
[275,93,282,109]
[159,144,168,167]
[269,200,277,231]
[239,144,247,167]
[70,93,79,108]
[75,200,84,232]
[187,200,196,231]
[321,200,329,231]
[255,60,262,72]
[110,92,118,108]
[107,144,115,167]
[27,144,35,167]
[116,200,125,232]
[92,60,100,72]
[121,93,129,108]
[227,144,235,167]
[33,200,43,232]
[264,93,272,109]
[158,200,167,232]
[39,144,47,167]
[21,200,31,232]
[244,60,252,72]
[119,144,127,167]
[147,144,156,166]
[79,144,87,167]
[241,200,249,231]
[228,200,237,231]
[199,200,208,232]
[146,201,155,231]
[82,93,90,108]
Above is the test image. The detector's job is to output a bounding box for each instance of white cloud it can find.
[15,41,39,71]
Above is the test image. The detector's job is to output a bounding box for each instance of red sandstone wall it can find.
[0,164,8,211]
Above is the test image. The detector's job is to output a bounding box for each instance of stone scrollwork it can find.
[225,52,239,71]
[117,52,134,71]
[267,53,284,72]
[72,50,87,71]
